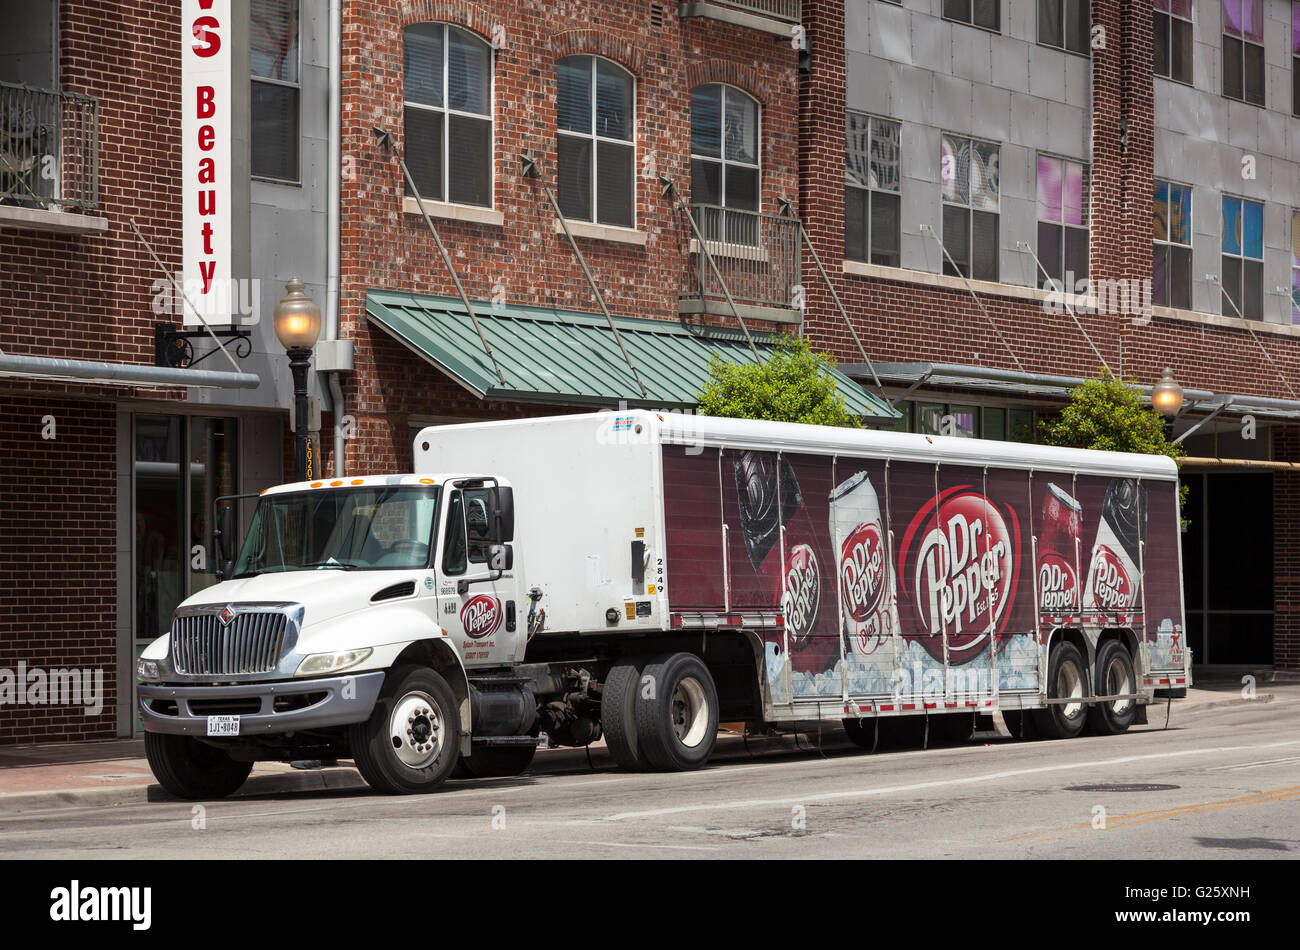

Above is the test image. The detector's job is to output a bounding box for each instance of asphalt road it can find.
[2,698,1298,859]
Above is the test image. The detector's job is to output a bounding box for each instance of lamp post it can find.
[1152,366,1184,441]
[273,277,322,482]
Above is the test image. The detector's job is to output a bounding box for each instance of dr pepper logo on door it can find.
[897,486,1021,663]
[460,595,502,640]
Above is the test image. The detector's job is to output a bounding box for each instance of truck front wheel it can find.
[635,653,719,772]
[349,665,460,794]
[144,733,253,800]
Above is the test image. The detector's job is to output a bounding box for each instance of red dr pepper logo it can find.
[1038,553,1078,614]
[781,543,821,648]
[460,595,502,640]
[840,522,887,623]
[898,487,1020,664]
[1088,546,1131,611]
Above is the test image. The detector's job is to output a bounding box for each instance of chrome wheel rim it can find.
[1058,661,1084,720]
[389,690,443,769]
[671,677,709,749]
[1106,656,1133,716]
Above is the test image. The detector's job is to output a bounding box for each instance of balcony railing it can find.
[678,1,802,36]
[0,81,99,211]
[680,204,803,325]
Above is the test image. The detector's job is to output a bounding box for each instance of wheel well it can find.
[393,638,471,740]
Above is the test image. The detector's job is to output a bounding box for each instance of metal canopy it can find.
[366,290,899,420]
[0,353,260,390]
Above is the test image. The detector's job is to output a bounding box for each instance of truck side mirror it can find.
[216,505,234,566]
[492,487,515,543]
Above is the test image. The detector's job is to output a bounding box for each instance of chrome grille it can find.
[171,611,288,676]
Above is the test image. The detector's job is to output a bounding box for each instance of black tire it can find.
[1032,640,1089,739]
[348,665,460,794]
[459,737,537,779]
[602,656,650,771]
[635,652,720,772]
[1086,639,1138,735]
[144,732,253,800]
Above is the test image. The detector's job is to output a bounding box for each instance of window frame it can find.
[942,0,1001,33]
[690,83,763,244]
[556,54,637,229]
[250,0,302,185]
[403,22,496,209]
[1035,152,1090,290]
[845,111,901,268]
[1221,0,1266,106]
[1038,0,1091,57]
[1153,178,1194,310]
[940,132,1001,283]
[1220,193,1265,321]
[1153,0,1194,85]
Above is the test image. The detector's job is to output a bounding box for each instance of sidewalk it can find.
[2,679,1295,816]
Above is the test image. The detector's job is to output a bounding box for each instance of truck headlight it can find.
[137,659,161,682]
[295,648,373,677]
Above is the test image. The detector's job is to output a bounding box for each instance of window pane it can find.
[870,191,901,267]
[1009,410,1035,443]
[724,164,759,211]
[1037,155,1062,222]
[942,204,970,276]
[1067,0,1091,53]
[973,0,999,30]
[972,211,999,281]
[1243,42,1265,105]
[1063,162,1086,225]
[251,0,299,82]
[596,141,634,227]
[1170,0,1192,16]
[944,0,971,23]
[557,134,592,220]
[1170,183,1192,243]
[983,407,1006,441]
[404,23,443,108]
[691,86,721,158]
[692,159,720,205]
[1064,226,1089,282]
[845,188,868,261]
[1038,221,1063,284]
[1243,0,1263,41]
[1295,0,1300,54]
[870,118,901,192]
[1171,17,1193,83]
[972,141,1000,210]
[1294,56,1300,117]
[917,404,945,435]
[1223,0,1243,35]
[1153,244,1169,306]
[1154,0,1170,11]
[1224,37,1243,99]
[1170,245,1192,309]
[1221,255,1242,315]
[1292,210,1300,268]
[950,406,978,438]
[846,112,872,188]
[1292,268,1300,324]
[724,87,759,165]
[1242,258,1263,320]
[251,82,299,181]
[1154,12,1170,76]
[1242,200,1263,259]
[447,28,490,116]
[941,135,970,204]
[557,56,591,134]
[403,106,443,200]
[447,115,491,205]
[1039,0,1063,48]
[596,60,633,141]
[1153,179,1169,241]
[1222,196,1242,255]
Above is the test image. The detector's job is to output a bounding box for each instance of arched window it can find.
[556,55,635,228]
[403,23,493,207]
[690,84,760,243]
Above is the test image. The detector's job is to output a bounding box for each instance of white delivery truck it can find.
[139,411,1190,797]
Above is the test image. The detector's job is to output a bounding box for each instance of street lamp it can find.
[273,277,322,482]
[1152,366,1184,440]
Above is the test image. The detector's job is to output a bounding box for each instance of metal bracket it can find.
[155,323,252,369]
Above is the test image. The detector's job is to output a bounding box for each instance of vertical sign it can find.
[182,0,232,327]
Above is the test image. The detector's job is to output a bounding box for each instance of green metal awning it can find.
[365,290,898,420]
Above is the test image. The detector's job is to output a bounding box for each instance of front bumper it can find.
[139,671,386,736]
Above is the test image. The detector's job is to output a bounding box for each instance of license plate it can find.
[207,715,240,737]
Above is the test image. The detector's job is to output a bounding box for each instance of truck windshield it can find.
[233,486,439,576]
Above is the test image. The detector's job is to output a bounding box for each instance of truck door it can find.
[436,485,523,667]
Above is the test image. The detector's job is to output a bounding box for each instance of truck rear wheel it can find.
[349,665,460,794]
[1031,641,1089,739]
[602,656,649,771]
[144,732,253,800]
[635,653,719,772]
[1086,640,1137,735]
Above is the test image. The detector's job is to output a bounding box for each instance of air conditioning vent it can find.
[650,3,666,29]
[372,580,417,602]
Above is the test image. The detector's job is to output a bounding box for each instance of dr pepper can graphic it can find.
[1082,478,1147,617]
[1037,482,1082,620]
[829,471,899,655]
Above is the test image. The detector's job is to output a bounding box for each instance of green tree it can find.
[696,335,862,428]
[1040,368,1189,523]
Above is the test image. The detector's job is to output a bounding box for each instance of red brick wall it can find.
[338,0,801,470]
[0,396,116,743]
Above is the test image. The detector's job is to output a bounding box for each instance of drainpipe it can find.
[323,0,348,477]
